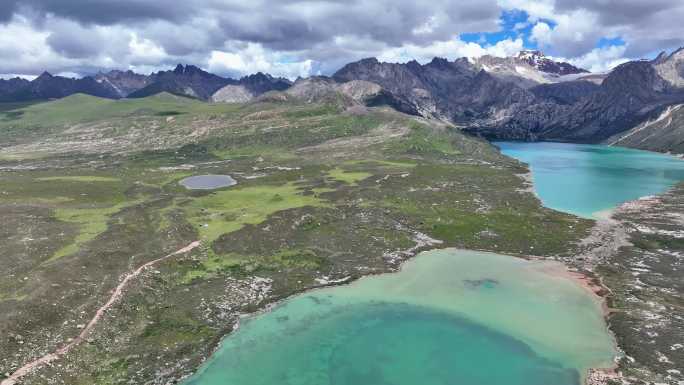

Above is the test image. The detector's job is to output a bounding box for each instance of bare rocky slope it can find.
[333,49,684,153]
[606,103,684,154]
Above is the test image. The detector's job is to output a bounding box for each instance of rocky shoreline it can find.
[572,184,684,385]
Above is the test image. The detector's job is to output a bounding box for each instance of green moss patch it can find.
[184,183,328,242]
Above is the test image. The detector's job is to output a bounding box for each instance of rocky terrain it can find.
[567,185,684,385]
[605,187,684,385]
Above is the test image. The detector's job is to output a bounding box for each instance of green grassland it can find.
[0,93,593,384]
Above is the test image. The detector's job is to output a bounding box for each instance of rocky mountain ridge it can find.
[0,72,121,101]
[0,66,293,102]
[0,77,30,97]
[1,49,683,154]
[332,49,684,152]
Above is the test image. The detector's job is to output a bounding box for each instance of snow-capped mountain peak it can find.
[516,50,588,76]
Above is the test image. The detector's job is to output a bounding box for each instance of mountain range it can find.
[1,49,683,153]
[0,64,292,103]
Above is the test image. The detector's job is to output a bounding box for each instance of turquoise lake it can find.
[496,141,684,218]
[183,250,616,385]
[179,142,684,385]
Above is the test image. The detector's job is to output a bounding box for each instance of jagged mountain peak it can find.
[173,64,186,74]
[171,64,209,76]
[236,71,292,96]
[653,47,684,88]
[427,57,450,68]
[36,71,54,80]
[653,51,670,64]
[361,57,380,63]
[668,46,684,58]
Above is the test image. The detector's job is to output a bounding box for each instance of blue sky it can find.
[462,10,537,48]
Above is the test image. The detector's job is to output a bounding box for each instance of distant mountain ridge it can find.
[127,64,233,100]
[0,65,293,102]
[211,72,292,102]
[0,72,120,101]
[0,77,30,97]
[1,48,683,154]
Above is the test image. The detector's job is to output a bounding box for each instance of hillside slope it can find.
[606,103,684,153]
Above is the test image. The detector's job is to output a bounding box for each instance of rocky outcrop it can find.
[211,85,254,103]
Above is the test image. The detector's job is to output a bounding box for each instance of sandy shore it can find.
[531,255,622,385]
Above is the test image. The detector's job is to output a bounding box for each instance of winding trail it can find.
[1,241,201,385]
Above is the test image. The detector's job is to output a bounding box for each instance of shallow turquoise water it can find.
[496,142,684,218]
[183,250,616,385]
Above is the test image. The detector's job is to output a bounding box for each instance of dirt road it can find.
[1,241,201,385]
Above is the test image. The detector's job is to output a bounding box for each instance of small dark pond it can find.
[179,175,237,190]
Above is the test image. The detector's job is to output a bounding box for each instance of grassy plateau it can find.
[0,93,593,384]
